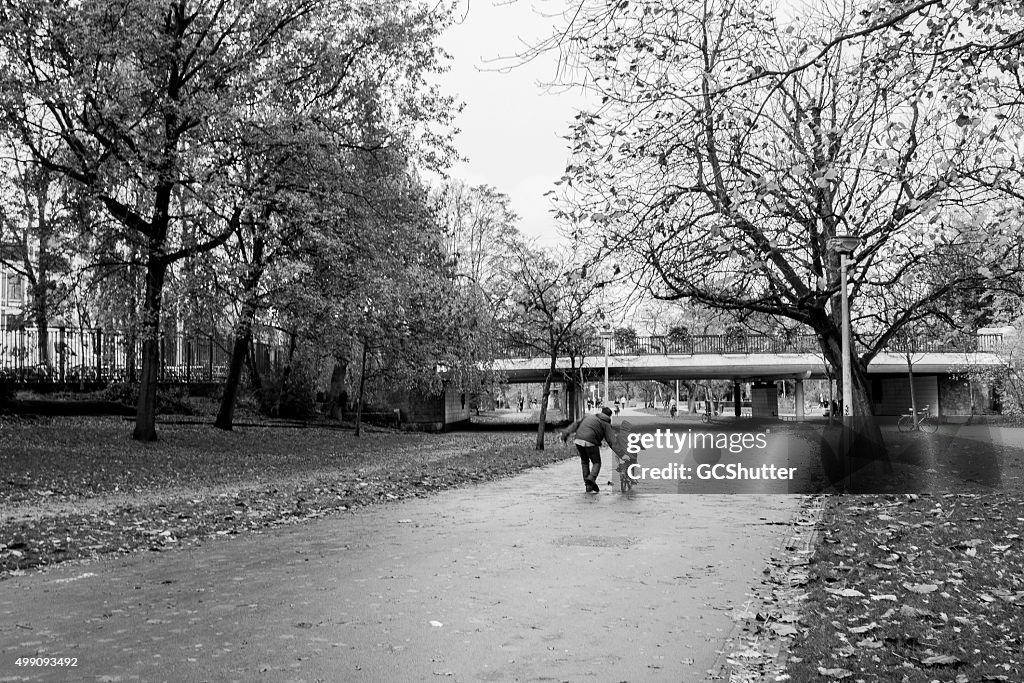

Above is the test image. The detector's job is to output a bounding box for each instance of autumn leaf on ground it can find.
[816,666,853,679]
[919,654,964,667]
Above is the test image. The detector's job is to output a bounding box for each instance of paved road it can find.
[0,418,805,683]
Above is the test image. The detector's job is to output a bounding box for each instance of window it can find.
[5,274,24,302]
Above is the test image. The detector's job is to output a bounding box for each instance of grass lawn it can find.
[0,415,571,578]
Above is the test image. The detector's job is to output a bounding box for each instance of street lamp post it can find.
[828,234,862,425]
[598,325,614,407]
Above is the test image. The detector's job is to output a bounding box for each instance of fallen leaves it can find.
[919,653,964,667]
[903,582,940,594]
[786,473,1024,683]
[816,666,853,679]
[719,496,826,682]
[1,418,575,577]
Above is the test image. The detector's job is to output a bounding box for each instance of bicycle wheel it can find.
[898,415,912,432]
[919,416,938,433]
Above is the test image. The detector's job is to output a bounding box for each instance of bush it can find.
[159,386,195,415]
[100,382,195,415]
[0,381,14,412]
[100,382,137,406]
[257,363,317,419]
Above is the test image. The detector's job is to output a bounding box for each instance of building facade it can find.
[0,262,27,330]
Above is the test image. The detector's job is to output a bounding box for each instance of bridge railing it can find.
[495,333,1005,359]
[0,326,284,385]
[625,334,823,355]
[882,334,1004,354]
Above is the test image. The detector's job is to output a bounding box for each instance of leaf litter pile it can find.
[0,416,571,579]
[782,429,1024,683]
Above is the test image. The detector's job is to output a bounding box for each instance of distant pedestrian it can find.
[518,397,524,412]
[560,406,618,493]
[669,397,677,418]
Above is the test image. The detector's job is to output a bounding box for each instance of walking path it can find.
[0,428,806,682]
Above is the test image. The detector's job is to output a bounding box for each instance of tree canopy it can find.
[0,0,466,438]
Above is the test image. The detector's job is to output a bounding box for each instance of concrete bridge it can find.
[494,333,1007,418]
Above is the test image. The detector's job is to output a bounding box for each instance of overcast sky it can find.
[437,1,590,246]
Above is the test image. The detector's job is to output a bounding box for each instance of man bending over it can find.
[560,406,618,493]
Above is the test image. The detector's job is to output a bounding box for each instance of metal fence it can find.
[0,326,284,385]
[496,333,1005,359]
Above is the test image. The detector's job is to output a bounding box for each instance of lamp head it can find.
[828,234,861,255]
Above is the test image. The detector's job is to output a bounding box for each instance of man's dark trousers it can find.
[576,444,601,489]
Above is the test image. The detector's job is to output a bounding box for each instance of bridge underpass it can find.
[493,334,1007,421]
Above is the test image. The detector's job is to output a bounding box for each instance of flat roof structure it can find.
[494,350,1005,383]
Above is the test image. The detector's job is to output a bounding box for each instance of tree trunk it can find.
[906,354,918,429]
[272,330,298,417]
[25,176,51,369]
[826,370,835,427]
[565,364,579,422]
[354,341,368,437]
[535,361,556,450]
[125,259,142,384]
[33,309,49,372]
[214,324,252,430]
[215,234,264,431]
[327,359,348,420]
[29,247,49,372]
[817,327,887,459]
[132,259,167,441]
[245,338,263,391]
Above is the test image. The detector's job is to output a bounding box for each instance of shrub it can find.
[666,325,692,353]
[100,382,138,406]
[100,382,195,415]
[614,327,639,354]
[257,363,317,419]
[159,386,195,415]
[0,381,14,412]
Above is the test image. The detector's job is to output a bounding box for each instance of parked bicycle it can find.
[617,454,638,492]
[898,405,937,433]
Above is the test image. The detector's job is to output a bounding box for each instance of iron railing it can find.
[0,326,284,385]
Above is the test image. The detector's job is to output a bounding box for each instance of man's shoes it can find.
[586,478,600,493]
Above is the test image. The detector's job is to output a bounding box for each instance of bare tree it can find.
[547,0,1024,455]
[494,241,612,449]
